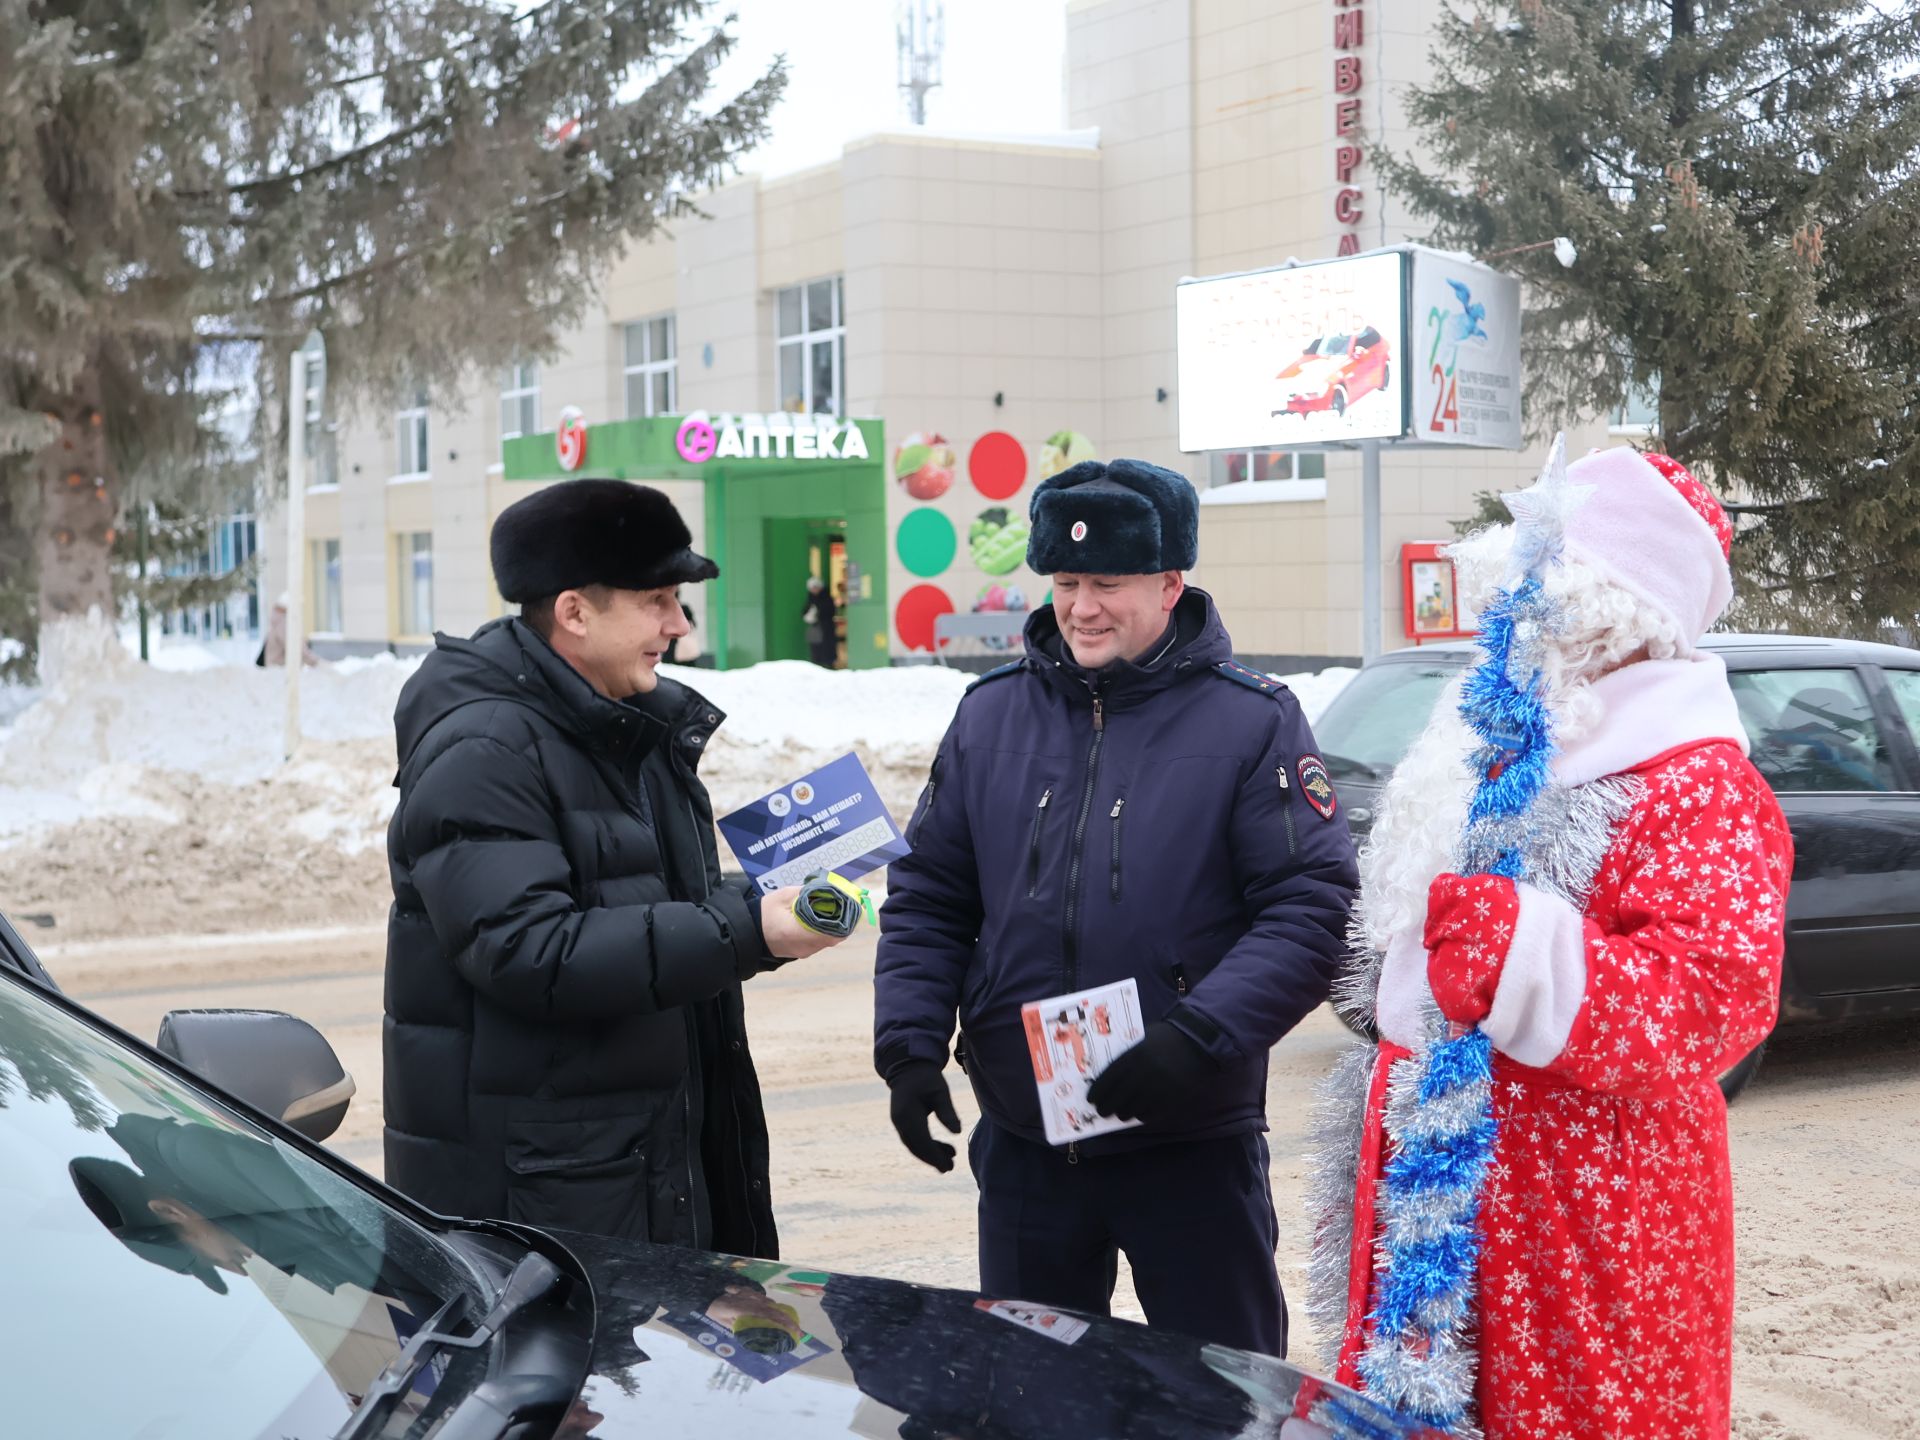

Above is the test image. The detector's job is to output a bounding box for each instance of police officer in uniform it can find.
[874,459,1358,1356]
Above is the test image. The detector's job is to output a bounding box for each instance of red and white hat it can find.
[1562,447,1734,642]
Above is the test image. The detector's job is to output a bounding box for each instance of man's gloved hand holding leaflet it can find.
[1022,978,1156,1145]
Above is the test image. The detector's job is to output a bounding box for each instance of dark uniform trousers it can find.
[968,1117,1288,1358]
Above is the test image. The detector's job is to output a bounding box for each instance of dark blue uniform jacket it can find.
[875,588,1359,1151]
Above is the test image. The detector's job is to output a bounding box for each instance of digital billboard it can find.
[1176,250,1407,451]
[1405,254,1523,449]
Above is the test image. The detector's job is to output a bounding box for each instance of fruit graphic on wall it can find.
[970,507,1029,576]
[972,582,1029,652]
[896,507,957,578]
[968,430,1027,500]
[894,585,955,653]
[1037,429,1096,481]
[894,432,957,501]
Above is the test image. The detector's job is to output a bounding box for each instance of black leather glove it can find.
[887,1061,962,1172]
[1085,1021,1219,1127]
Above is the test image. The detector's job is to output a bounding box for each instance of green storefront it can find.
[503,412,889,671]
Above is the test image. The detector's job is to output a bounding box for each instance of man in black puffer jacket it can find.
[384,479,844,1257]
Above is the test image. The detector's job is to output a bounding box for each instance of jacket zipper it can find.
[1108,798,1125,902]
[1277,763,1297,860]
[1174,963,1189,996]
[1061,692,1106,993]
[909,759,939,845]
[679,1016,700,1244]
[672,733,760,1256]
[1026,788,1053,896]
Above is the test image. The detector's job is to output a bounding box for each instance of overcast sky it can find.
[704,0,1071,177]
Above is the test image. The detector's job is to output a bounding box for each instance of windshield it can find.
[1313,658,1467,782]
[0,971,493,1438]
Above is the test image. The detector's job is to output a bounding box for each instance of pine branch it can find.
[307,0,573,94]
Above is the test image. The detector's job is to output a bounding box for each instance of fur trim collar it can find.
[1549,652,1748,788]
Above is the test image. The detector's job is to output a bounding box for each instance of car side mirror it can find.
[156,1008,357,1143]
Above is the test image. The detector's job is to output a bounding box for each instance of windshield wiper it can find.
[333,1252,563,1440]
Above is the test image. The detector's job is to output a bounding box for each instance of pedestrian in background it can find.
[383,478,848,1255]
[802,575,837,668]
[873,458,1359,1357]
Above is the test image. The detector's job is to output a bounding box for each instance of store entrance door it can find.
[712,457,886,671]
[762,517,847,666]
[811,528,848,668]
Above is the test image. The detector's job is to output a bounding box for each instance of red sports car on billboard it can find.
[1271,325,1391,418]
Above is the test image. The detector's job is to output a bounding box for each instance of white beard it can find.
[1331,526,1697,1032]
[1351,673,1477,963]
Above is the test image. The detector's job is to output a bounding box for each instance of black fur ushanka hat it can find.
[490,478,718,602]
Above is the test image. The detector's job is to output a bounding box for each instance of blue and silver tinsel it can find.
[1349,434,1587,1437]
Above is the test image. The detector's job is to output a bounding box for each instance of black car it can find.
[0,911,1417,1440]
[1312,633,1920,1092]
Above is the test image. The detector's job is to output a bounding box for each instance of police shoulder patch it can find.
[966,660,1026,692]
[1297,754,1337,820]
[1211,659,1290,699]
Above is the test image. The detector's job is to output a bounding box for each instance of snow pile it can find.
[672,660,968,752]
[671,660,971,826]
[0,625,1351,942]
[0,621,415,837]
[0,632,975,940]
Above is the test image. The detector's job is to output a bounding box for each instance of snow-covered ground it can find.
[0,625,1354,940]
[0,632,1354,847]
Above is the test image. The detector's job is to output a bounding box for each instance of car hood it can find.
[541,1230,1419,1439]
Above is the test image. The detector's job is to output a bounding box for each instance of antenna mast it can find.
[896,0,944,125]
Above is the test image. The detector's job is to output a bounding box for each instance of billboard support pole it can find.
[1360,439,1382,662]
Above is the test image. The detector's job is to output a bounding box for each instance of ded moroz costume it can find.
[1295,442,1792,1440]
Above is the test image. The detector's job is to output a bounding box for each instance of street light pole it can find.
[284,330,321,759]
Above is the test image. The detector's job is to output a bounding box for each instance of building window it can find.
[500,361,541,441]
[1207,450,1328,487]
[1610,378,1659,436]
[302,349,337,489]
[775,277,845,415]
[395,389,430,477]
[396,531,433,635]
[313,538,343,634]
[623,316,678,418]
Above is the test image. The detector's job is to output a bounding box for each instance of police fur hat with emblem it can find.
[1026,458,1200,576]
[490,477,719,603]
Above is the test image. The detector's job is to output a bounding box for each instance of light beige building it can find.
[282,0,1626,670]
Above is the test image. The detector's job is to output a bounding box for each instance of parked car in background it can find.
[0,910,1421,1440]
[1272,326,1391,419]
[1311,634,1920,1097]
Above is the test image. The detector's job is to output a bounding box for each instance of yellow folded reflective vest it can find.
[791,870,876,938]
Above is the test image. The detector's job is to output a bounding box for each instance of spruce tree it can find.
[1377,3,1920,633]
[0,1,782,671]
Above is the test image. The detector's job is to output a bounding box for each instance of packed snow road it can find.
[43,923,1920,1440]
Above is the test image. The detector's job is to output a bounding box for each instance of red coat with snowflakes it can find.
[1326,733,1792,1440]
